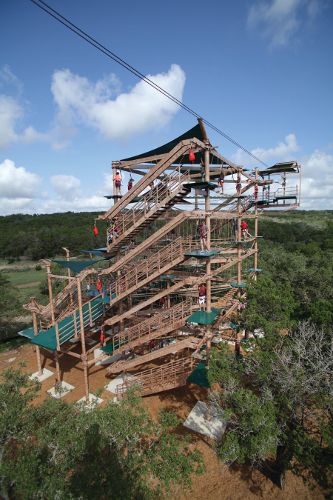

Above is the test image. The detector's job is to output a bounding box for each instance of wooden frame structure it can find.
[21,119,301,400]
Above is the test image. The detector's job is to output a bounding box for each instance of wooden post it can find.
[54,351,61,384]
[204,143,211,313]
[254,169,259,281]
[77,277,89,401]
[237,172,242,286]
[46,264,55,325]
[32,309,42,375]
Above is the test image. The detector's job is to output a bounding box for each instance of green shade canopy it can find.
[230,281,247,288]
[187,362,210,388]
[187,308,221,325]
[53,259,100,274]
[121,123,206,164]
[259,161,299,177]
[184,250,220,259]
[80,248,107,257]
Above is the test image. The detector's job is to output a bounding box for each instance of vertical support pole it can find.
[254,169,259,281]
[237,171,242,286]
[204,144,211,313]
[54,351,61,385]
[32,309,42,375]
[63,247,72,306]
[46,264,55,325]
[77,277,89,401]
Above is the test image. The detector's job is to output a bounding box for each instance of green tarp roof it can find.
[53,259,100,273]
[184,250,220,259]
[187,362,210,388]
[187,308,221,325]
[121,123,206,164]
[259,161,299,176]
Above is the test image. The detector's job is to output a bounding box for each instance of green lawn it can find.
[2,269,45,286]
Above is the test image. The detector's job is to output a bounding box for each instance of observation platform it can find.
[18,297,108,351]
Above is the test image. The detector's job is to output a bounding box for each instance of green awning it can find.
[53,259,100,274]
[187,308,221,325]
[184,250,220,259]
[121,123,206,164]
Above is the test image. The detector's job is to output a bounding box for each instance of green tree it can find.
[209,323,333,492]
[0,370,204,499]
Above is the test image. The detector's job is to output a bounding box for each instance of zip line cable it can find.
[29,0,268,167]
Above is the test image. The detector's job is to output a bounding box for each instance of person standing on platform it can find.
[198,283,207,310]
[241,220,251,239]
[198,221,208,251]
[113,170,122,196]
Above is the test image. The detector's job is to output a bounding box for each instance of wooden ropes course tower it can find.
[21,119,301,401]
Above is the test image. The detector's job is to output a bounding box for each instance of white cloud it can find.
[51,174,81,200]
[0,159,40,198]
[0,94,50,149]
[51,65,186,144]
[300,150,333,209]
[247,0,322,47]
[0,96,22,149]
[233,133,299,165]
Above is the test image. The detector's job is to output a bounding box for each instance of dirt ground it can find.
[0,344,324,500]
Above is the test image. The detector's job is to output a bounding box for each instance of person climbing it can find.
[107,225,114,245]
[218,173,224,194]
[240,220,251,239]
[198,221,208,251]
[128,177,134,191]
[198,283,207,310]
[96,277,103,294]
[100,325,106,346]
[113,170,122,196]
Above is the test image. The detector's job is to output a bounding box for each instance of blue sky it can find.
[0,0,332,214]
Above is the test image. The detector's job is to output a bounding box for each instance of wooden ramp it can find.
[115,356,198,397]
[104,299,193,354]
[107,172,191,252]
[107,336,201,375]
[109,237,186,305]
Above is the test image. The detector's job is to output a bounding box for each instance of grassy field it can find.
[2,269,45,286]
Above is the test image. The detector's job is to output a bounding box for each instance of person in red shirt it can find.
[128,177,134,190]
[198,283,207,310]
[240,220,251,239]
[96,277,103,293]
[113,170,122,196]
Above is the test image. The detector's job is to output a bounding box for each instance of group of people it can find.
[113,170,134,196]
[107,220,121,245]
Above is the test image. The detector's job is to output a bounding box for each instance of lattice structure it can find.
[21,120,301,400]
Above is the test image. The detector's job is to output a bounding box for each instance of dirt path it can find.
[0,344,323,500]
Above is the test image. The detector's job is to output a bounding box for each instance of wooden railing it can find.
[108,299,193,354]
[107,170,190,250]
[115,355,198,396]
[109,237,184,302]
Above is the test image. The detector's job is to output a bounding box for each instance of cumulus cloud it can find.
[51,65,186,145]
[0,159,40,198]
[0,94,49,149]
[0,66,50,149]
[51,174,81,200]
[233,133,299,165]
[0,159,41,214]
[300,150,333,209]
[247,0,322,47]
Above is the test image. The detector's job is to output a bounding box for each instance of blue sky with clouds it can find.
[0,0,332,214]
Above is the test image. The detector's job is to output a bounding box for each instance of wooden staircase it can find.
[115,355,198,397]
[107,172,191,252]
[109,237,187,306]
[105,299,193,354]
[107,335,201,375]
